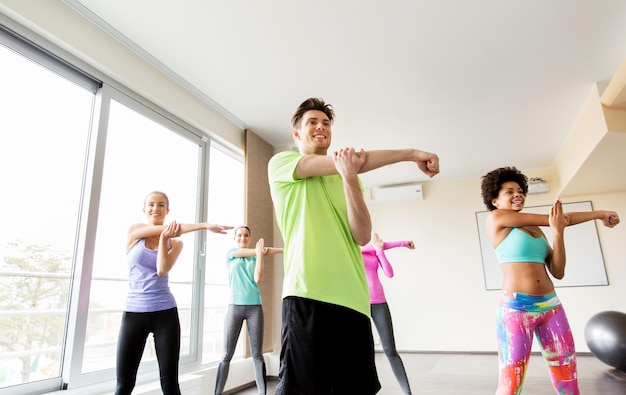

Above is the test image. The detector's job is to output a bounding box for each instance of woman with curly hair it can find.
[480,167,619,395]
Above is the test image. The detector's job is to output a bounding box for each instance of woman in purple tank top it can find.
[115,191,233,395]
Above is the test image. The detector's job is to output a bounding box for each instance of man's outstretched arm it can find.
[359,149,439,177]
[295,148,439,179]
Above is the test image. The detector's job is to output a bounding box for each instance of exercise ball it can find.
[585,310,626,371]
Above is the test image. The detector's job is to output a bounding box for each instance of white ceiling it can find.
[66,0,626,189]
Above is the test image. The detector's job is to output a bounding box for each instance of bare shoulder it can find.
[128,222,147,232]
[126,222,147,243]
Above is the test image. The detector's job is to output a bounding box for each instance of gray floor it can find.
[231,352,626,394]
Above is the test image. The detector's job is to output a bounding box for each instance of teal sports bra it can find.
[495,227,550,264]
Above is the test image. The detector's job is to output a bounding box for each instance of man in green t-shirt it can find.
[268,97,439,395]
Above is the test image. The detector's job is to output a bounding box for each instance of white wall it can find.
[363,176,626,353]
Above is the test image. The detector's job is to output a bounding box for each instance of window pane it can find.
[83,99,201,373]
[202,147,244,364]
[0,44,93,387]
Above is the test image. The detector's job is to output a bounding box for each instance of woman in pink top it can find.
[361,232,415,394]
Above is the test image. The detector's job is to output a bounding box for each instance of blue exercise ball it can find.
[585,310,626,371]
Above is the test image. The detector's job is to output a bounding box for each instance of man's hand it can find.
[332,147,366,179]
[414,150,440,177]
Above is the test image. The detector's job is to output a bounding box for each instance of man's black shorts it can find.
[274,296,381,395]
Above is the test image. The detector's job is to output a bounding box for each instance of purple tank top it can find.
[124,238,177,312]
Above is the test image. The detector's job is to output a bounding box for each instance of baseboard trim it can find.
[223,376,279,395]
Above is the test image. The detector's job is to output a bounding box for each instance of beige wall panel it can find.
[244,129,276,355]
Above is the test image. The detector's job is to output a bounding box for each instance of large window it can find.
[0,23,245,394]
[0,36,94,390]
[83,98,204,374]
[202,147,244,364]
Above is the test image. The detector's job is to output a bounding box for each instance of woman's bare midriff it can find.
[500,261,555,294]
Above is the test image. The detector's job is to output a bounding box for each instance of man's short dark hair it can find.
[291,97,335,129]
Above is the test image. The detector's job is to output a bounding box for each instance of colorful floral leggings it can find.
[496,291,579,395]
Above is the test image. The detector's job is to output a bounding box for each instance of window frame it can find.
[0,16,245,395]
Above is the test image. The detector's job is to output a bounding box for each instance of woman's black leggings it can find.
[115,307,181,395]
[371,302,412,394]
[215,304,266,394]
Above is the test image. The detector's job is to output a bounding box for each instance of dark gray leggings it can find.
[214,304,266,394]
[371,302,412,394]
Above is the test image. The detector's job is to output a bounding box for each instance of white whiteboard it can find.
[476,201,608,290]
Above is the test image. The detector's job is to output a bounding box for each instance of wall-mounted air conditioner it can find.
[528,177,549,194]
[367,183,423,204]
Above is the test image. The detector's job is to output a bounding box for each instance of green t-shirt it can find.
[268,150,370,317]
